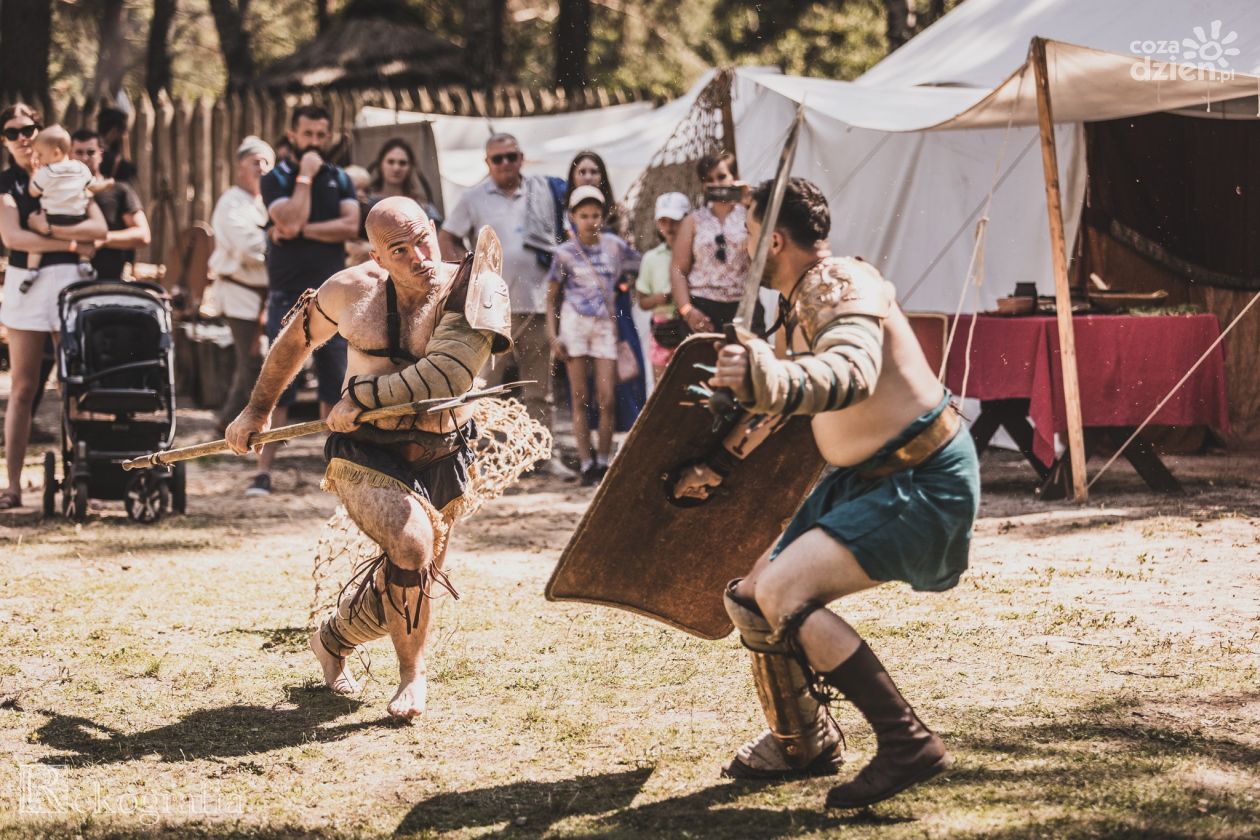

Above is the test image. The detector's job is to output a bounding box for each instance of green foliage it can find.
[46,0,957,102]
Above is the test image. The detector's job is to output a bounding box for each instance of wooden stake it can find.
[1031,38,1088,502]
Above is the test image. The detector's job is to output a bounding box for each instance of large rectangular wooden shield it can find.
[546,335,826,639]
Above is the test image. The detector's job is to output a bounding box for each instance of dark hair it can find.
[696,150,737,181]
[570,196,607,215]
[368,138,433,202]
[71,129,101,145]
[96,106,128,136]
[565,151,615,210]
[290,104,331,128]
[1,103,41,129]
[751,177,830,247]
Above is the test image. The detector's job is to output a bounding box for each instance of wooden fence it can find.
[5,83,650,265]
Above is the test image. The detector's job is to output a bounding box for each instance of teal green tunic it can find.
[770,393,980,592]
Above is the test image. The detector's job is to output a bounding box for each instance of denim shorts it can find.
[265,287,348,407]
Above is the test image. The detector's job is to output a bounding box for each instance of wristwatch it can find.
[295,175,313,186]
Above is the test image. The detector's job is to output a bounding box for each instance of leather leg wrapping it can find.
[319,554,389,659]
[725,582,839,769]
[318,553,458,657]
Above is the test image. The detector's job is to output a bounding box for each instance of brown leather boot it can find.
[822,641,953,809]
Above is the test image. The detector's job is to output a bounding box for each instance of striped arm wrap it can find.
[346,311,493,415]
[739,315,884,416]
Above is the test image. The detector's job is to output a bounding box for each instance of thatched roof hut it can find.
[258,0,466,91]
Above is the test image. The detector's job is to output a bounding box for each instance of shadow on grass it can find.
[392,769,877,838]
[33,684,371,765]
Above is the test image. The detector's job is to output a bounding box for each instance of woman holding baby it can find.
[0,104,108,510]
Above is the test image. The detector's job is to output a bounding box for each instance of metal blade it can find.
[736,102,807,326]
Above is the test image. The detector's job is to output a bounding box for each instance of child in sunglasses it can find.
[546,185,641,485]
[26,125,113,275]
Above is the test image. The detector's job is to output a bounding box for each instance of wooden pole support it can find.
[1031,37,1088,502]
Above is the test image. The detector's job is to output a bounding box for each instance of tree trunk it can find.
[147,0,179,98]
[316,0,330,33]
[884,0,914,51]
[555,0,592,92]
[920,0,947,30]
[209,0,255,92]
[93,0,129,100]
[464,0,506,88]
[0,0,52,104]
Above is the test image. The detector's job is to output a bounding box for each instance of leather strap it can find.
[859,404,961,480]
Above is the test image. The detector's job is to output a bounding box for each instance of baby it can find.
[27,124,113,270]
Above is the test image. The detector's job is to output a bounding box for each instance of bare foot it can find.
[387,672,427,719]
[309,630,359,696]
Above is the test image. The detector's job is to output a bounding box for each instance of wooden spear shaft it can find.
[122,397,453,471]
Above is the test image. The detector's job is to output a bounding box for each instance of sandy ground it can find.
[0,375,1257,837]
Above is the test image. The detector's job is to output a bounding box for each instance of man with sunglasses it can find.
[438,134,556,442]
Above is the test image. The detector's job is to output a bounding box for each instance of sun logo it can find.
[1181,20,1241,70]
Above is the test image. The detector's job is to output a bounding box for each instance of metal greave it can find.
[724,581,836,768]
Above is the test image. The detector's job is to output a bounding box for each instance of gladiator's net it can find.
[308,397,552,625]
[621,69,734,251]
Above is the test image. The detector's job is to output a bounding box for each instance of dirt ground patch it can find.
[0,385,1257,838]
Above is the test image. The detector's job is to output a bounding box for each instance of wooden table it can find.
[943,314,1229,497]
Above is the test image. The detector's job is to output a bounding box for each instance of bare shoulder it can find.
[318,263,386,318]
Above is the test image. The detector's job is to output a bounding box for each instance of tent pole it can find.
[1031,37,1088,502]
[718,67,738,158]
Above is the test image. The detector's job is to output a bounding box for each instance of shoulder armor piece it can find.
[443,254,511,354]
[791,256,892,346]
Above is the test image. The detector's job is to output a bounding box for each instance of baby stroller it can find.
[43,279,185,523]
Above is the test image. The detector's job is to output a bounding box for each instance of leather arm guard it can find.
[733,256,891,416]
[724,582,838,769]
[344,311,493,411]
[736,316,883,415]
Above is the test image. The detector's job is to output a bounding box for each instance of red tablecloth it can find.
[944,314,1230,464]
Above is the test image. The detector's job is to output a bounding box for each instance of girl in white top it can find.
[669,151,756,335]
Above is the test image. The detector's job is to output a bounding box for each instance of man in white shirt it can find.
[438,133,555,435]
[207,136,274,433]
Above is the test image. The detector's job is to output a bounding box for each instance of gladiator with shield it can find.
[226,197,519,719]
[703,178,980,807]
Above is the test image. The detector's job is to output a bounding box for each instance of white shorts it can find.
[559,308,617,360]
[0,263,87,333]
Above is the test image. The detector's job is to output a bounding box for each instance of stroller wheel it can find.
[70,479,90,522]
[171,461,187,515]
[42,452,58,518]
[125,471,169,524]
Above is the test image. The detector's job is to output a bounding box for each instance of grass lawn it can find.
[0,396,1257,838]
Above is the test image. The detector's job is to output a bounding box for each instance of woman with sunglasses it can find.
[669,151,758,335]
[0,104,108,510]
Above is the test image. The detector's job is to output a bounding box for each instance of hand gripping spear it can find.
[120,382,531,471]
[693,101,807,424]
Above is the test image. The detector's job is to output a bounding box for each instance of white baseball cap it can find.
[568,184,606,209]
[654,192,690,221]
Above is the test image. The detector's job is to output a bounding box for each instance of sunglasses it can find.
[715,233,727,263]
[489,151,521,165]
[2,124,40,142]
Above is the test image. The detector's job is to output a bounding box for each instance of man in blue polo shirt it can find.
[247,105,358,497]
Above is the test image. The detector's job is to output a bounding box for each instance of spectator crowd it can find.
[1,101,755,506]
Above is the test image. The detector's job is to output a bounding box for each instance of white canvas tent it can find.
[730,0,1260,313]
